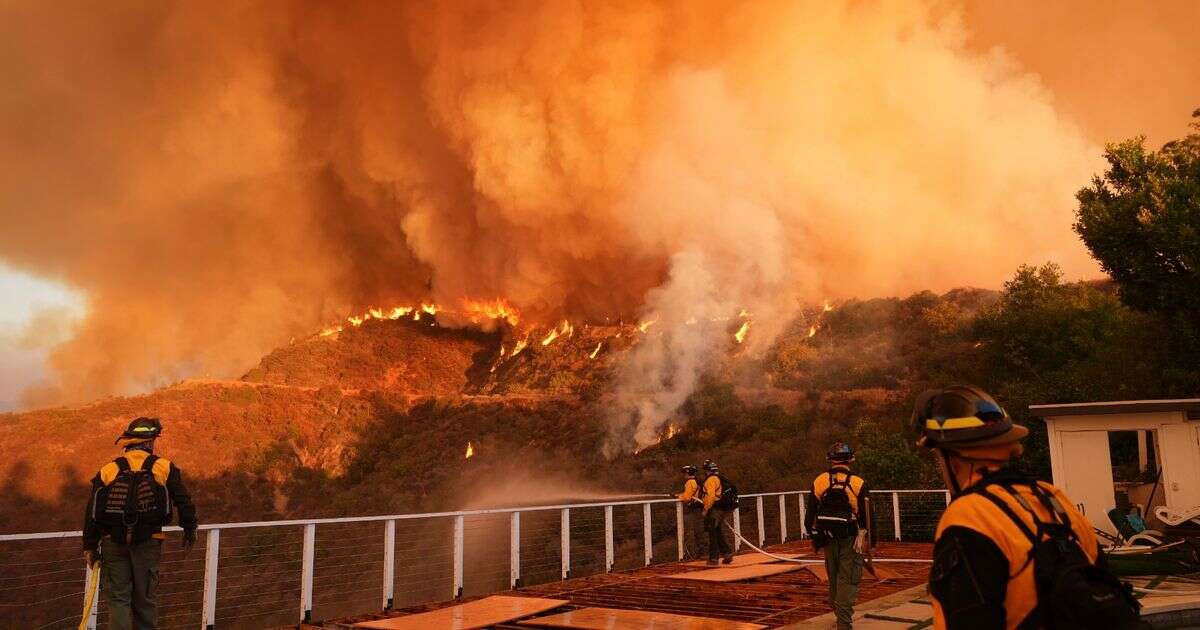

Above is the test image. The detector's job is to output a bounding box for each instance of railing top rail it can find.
[0,488,948,542]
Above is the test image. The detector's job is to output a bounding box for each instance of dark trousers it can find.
[823,534,863,628]
[101,538,162,630]
[704,508,732,559]
[682,505,706,559]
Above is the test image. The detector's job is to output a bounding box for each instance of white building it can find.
[1031,399,1200,536]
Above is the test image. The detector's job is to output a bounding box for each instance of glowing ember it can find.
[823,300,834,312]
[465,442,474,459]
[589,341,602,359]
[808,325,818,338]
[637,319,657,333]
[734,320,751,344]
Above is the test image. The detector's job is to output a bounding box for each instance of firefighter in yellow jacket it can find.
[84,417,198,630]
[700,460,734,565]
[914,386,1143,630]
[806,443,871,630]
[677,465,705,559]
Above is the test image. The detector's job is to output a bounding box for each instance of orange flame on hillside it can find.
[823,300,834,312]
[511,337,529,357]
[541,320,574,346]
[808,325,818,338]
[637,319,657,333]
[465,442,474,459]
[734,320,751,344]
[462,298,520,326]
[589,341,602,359]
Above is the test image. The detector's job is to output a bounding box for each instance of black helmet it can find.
[116,417,163,444]
[912,385,1026,448]
[701,459,717,471]
[681,465,698,475]
[827,442,854,462]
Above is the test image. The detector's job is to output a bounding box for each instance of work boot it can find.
[706,558,719,566]
[722,553,734,564]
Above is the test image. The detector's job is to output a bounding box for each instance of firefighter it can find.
[84,417,198,630]
[677,464,705,559]
[806,442,871,630]
[700,460,734,565]
[914,386,1143,629]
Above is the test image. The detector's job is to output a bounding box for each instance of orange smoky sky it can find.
[0,1,1195,408]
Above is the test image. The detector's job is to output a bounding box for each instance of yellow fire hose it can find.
[79,562,100,630]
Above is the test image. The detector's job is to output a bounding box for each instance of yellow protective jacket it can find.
[83,449,198,550]
[930,470,1099,630]
[678,478,700,506]
[806,465,869,533]
[701,474,722,513]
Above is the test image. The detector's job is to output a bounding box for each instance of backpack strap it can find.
[141,454,160,474]
[972,485,1039,577]
[114,457,132,472]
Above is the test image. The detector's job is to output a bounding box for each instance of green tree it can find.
[1075,109,1200,353]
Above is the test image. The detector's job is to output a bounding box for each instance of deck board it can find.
[663,563,806,582]
[516,606,767,629]
[351,595,568,629]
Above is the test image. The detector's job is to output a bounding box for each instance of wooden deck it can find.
[308,542,933,629]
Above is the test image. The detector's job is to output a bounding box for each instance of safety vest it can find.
[932,480,1099,630]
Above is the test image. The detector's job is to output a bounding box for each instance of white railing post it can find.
[560,508,571,580]
[779,494,788,543]
[604,505,614,572]
[643,502,653,566]
[201,528,220,629]
[382,520,395,610]
[756,496,765,547]
[510,512,521,588]
[453,515,464,598]
[301,523,315,622]
[945,490,951,506]
[676,502,685,560]
[892,492,902,541]
[732,508,741,551]
[83,562,99,630]
[798,492,808,539]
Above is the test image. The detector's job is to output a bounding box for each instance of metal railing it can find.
[0,489,949,629]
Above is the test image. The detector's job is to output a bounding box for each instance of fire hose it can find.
[78,562,101,630]
[685,498,930,565]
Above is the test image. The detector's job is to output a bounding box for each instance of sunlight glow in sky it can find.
[0,262,85,410]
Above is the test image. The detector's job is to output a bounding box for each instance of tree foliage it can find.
[1075,109,1200,353]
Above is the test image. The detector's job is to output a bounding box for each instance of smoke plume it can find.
[4,1,1160,440]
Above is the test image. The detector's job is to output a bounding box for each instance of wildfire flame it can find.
[823,300,834,312]
[589,341,602,359]
[462,298,520,326]
[666,424,679,439]
[734,320,751,344]
[511,337,529,357]
[637,319,657,333]
[465,442,474,459]
[541,320,573,346]
[808,324,818,338]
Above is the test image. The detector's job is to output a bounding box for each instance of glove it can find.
[853,530,867,554]
[182,529,197,553]
[83,549,99,567]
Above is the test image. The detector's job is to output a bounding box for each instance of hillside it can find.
[13,263,1198,535]
[10,282,1113,535]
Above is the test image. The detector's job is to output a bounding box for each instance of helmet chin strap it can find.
[936,449,964,497]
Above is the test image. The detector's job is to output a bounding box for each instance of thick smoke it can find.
[2,1,1161,441]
